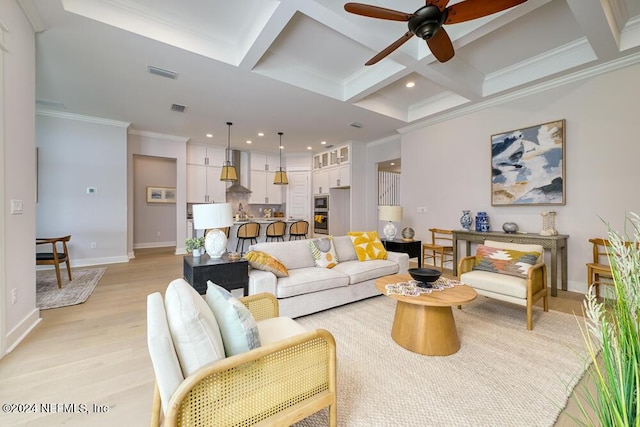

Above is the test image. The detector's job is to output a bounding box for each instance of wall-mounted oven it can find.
[314,210,329,235]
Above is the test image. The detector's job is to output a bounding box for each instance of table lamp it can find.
[192,203,234,259]
[379,205,403,240]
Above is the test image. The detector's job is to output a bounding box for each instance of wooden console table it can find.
[452,230,569,297]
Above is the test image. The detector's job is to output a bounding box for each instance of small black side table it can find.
[382,239,422,268]
[183,253,249,295]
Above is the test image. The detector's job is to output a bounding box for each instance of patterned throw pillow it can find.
[348,231,388,261]
[205,281,261,357]
[309,236,340,268]
[472,244,541,278]
[244,250,289,277]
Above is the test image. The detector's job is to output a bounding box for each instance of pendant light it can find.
[274,132,289,185]
[220,122,238,182]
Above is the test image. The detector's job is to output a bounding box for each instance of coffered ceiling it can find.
[25,0,640,153]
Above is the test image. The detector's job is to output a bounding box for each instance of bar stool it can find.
[236,222,260,255]
[288,220,309,240]
[265,221,287,242]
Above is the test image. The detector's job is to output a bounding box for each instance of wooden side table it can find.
[382,239,422,268]
[183,253,249,295]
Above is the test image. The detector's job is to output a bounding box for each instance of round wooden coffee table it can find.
[375,274,477,356]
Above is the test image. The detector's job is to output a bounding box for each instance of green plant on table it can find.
[575,212,640,426]
[185,237,205,252]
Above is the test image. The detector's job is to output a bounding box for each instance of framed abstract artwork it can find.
[491,119,565,206]
[146,186,176,203]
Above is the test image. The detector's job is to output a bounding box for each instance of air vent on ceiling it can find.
[349,122,363,128]
[147,65,178,79]
[171,104,187,113]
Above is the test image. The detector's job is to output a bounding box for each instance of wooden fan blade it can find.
[344,3,412,21]
[445,0,527,24]
[365,32,413,66]
[426,28,454,63]
[426,0,451,12]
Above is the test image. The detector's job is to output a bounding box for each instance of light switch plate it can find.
[10,200,23,215]
[416,207,427,214]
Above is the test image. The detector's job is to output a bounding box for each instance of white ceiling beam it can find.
[566,0,621,60]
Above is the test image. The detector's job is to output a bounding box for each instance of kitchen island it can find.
[227,218,305,252]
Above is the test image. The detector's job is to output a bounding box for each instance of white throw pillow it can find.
[309,236,340,268]
[164,278,226,377]
[205,281,261,356]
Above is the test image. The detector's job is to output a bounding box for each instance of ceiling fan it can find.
[344,0,528,64]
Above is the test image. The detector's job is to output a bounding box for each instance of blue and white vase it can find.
[476,212,490,232]
[460,210,472,230]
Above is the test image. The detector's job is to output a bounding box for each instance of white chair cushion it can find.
[146,292,184,415]
[256,317,308,344]
[164,278,226,377]
[460,270,528,299]
[250,239,316,270]
[205,281,261,357]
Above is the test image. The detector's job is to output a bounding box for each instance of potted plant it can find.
[185,237,205,257]
[575,212,640,426]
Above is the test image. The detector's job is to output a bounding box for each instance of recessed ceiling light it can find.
[390,162,395,166]
[246,140,252,144]
[307,146,312,150]
[406,82,415,88]
[279,145,284,149]
[206,133,213,138]
[258,132,264,137]
[321,141,327,145]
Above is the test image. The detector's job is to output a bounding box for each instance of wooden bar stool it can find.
[265,221,286,242]
[288,221,309,240]
[236,222,260,255]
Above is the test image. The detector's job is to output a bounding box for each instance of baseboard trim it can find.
[5,308,41,354]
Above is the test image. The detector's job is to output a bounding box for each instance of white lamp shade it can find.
[192,203,234,230]
[379,205,403,222]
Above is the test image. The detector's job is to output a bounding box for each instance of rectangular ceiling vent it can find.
[349,122,363,128]
[171,104,187,113]
[147,65,178,79]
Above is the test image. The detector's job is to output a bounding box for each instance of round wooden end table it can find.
[375,274,477,356]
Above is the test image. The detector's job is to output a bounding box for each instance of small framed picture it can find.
[146,186,176,203]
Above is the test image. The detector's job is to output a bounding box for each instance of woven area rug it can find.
[294,295,590,427]
[36,267,106,310]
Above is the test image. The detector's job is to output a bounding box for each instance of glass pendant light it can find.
[274,132,288,185]
[220,121,238,182]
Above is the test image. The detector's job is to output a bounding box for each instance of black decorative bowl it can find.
[408,268,442,287]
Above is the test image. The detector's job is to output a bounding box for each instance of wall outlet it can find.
[156,231,161,237]
[11,288,17,305]
[90,242,97,249]
[417,207,427,214]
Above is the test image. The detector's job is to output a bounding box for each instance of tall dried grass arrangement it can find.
[574,213,640,426]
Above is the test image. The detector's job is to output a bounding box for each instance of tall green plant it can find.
[575,213,640,426]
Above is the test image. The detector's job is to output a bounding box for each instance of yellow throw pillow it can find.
[309,236,339,268]
[348,231,388,261]
[244,250,289,277]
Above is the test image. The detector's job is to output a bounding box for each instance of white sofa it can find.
[248,236,410,318]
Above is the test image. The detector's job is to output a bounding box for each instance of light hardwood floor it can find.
[0,249,592,426]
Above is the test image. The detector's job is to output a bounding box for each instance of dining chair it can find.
[36,235,72,288]
[422,228,454,271]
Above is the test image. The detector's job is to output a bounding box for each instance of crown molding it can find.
[398,51,640,135]
[36,108,130,128]
[17,0,46,33]
[128,129,189,143]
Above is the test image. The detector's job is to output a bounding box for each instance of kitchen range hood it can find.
[226,150,251,194]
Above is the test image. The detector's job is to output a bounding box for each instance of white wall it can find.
[36,112,130,266]
[127,130,187,256]
[400,62,640,293]
[133,155,177,248]
[1,0,38,354]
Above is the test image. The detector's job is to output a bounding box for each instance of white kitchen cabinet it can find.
[249,170,283,204]
[329,144,350,167]
[187,144,227,203]
[251,152,280,171]
[312,169,329,195]
[329,163,350,188]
